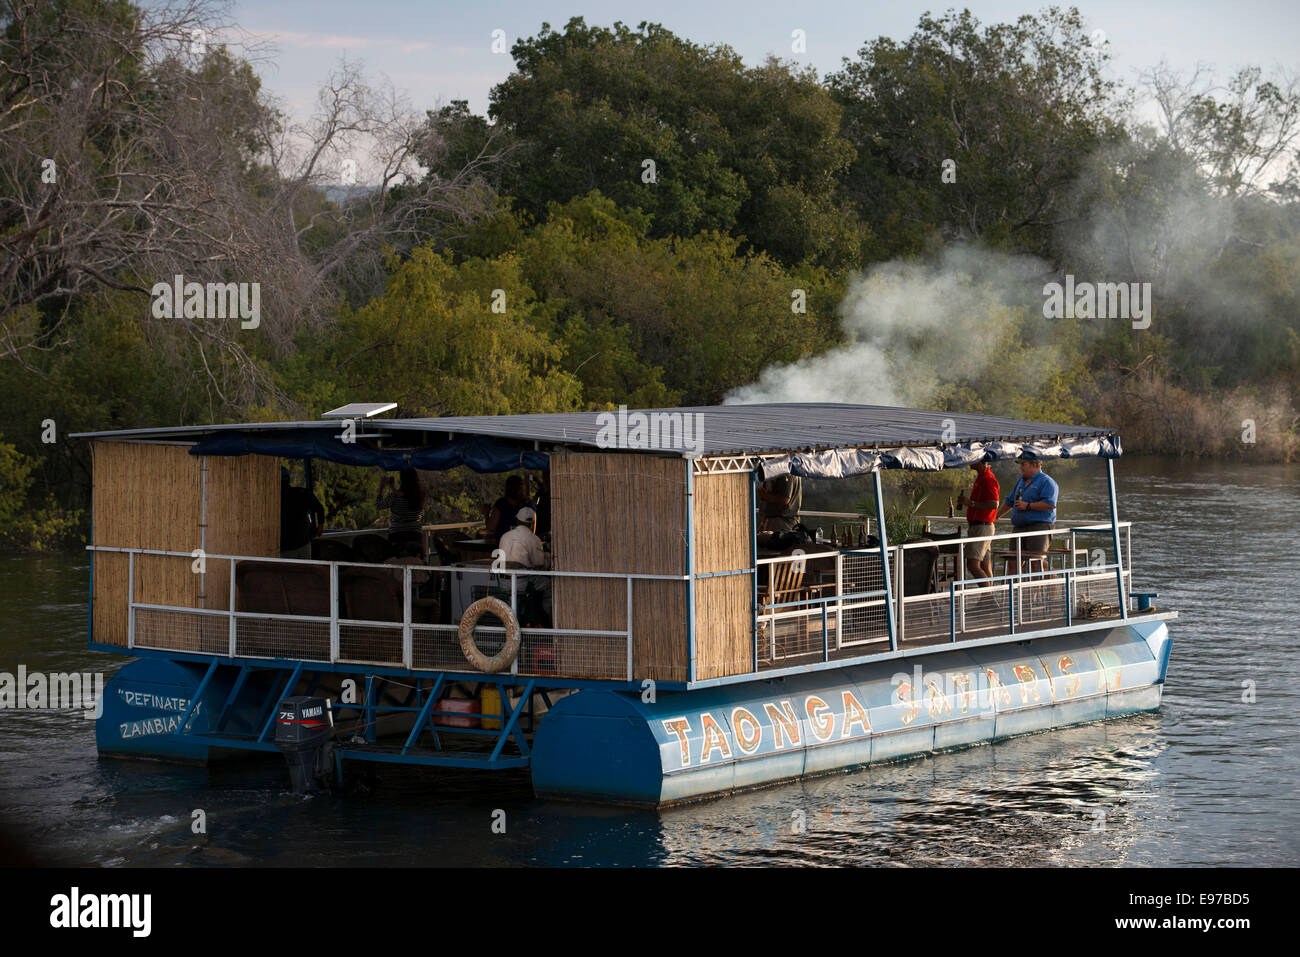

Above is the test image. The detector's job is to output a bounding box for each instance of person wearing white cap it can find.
[498,506,551,616]
[499,506,549,570]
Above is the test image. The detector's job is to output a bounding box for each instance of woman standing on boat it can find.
[376,468,425,556]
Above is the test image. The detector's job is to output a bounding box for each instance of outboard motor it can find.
[273,696,334,792]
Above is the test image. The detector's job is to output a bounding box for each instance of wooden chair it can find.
[339,566,404,623]
[236,561,330,617]
[234,561,331,659]
[759,559,831,660]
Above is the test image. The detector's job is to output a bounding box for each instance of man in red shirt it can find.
[958,460,1000,581]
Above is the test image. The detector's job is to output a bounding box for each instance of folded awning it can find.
[757,435,1122,480]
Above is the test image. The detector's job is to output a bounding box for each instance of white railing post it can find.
[835,551,843,650]
[894,545,905,644]
[127,550,135,649]
[402,565,412,670]
[228,557,237,657]
[1106,459,1129,619]
[1015,532,1023,623]
[626,575,634,681]
[958,539,967,633]
[1066,565,1074,627]
[509,572,519,677]
[329,562,340,662]
[871,471,897,651]
[770,588,777,661]
[1125,522,1133,611]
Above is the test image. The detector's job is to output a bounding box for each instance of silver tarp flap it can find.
[884,446,945,470]
[761,448,887,479]
[942,443,989,467]
[758,434,1121,480]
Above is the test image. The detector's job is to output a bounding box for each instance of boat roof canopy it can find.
[70,403,1121,476]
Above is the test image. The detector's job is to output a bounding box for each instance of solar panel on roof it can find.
[322,402,397,419]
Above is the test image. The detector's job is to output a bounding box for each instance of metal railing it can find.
[89,546,686,681]
[89,519,1137,681]
[754,522,1133,667]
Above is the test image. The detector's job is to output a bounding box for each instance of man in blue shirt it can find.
[996,450,1059,559]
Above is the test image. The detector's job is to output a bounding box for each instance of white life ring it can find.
[458,597,521,673]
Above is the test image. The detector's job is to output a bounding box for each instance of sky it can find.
[225,0,1300,120]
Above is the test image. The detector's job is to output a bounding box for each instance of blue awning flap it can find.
[188,429,548,472]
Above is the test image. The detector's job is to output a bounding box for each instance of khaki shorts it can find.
[966,523,995,560]
[1015,521,1055,555]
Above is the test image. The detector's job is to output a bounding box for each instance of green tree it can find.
[280,247,583,419]
[0,435,81,550]
[503,193,844,404]
[487,18,861,268]
[830,6,1124,259]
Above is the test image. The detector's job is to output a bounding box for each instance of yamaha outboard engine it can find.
[273,696,334,792]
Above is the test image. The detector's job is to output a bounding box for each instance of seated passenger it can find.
[499,507,549,570]
[498,506,551,617]
[376,468,425,557]
[485,474,528,541]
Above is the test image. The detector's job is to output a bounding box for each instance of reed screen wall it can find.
[691,471,754,680]
[91,441,279,646]
[549,451,689,681]
[550,451,757,682]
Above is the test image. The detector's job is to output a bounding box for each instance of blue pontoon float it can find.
[75,403,1173,805]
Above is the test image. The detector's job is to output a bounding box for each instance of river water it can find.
[1,456,1296,866]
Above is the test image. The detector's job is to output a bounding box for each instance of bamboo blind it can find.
[550,451,688,681]
[691,471,754,680]
[201,454,280,612]
[91,441,280,645]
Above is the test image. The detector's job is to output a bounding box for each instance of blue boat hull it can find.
[95,622,1173,806]
[96,658,272,763]
[530,621,1173,806]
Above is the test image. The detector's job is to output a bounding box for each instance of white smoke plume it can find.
[728,157,1280,410]
[726,245,1052,408]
